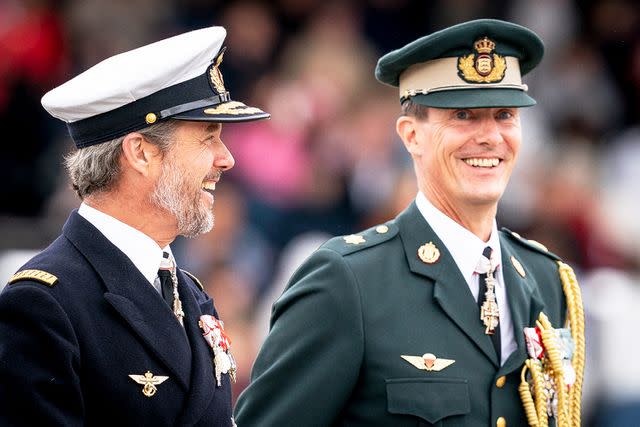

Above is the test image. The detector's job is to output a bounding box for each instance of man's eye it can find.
[497,110,514,120]
[455,110,470,120]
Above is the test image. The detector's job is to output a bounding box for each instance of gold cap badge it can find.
[458,37,507,83]
[418,242,440,264]
[209,47,227,94]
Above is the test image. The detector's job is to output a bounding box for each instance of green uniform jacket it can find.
[235,203,566,426]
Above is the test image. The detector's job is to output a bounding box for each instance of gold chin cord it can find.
[520,261,586,427]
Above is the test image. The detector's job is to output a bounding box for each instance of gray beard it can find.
[151,162,214,238]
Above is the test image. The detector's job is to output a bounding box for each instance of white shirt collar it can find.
[415,192,502,287]
[78,202,172,285]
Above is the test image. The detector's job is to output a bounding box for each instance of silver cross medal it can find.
[480,258,500,335]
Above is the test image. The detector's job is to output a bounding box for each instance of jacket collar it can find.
[63,210,193,388]
[395,202,541,372]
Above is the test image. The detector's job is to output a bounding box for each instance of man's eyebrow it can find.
[205,123,221,133]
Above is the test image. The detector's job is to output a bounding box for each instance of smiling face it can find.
[401,107,521,215]
[151,121,235,237]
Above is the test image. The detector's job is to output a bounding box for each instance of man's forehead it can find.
[175,120,222,134]
[429,106,520,113]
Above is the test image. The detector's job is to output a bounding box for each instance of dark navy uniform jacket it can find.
[0,211,233,427]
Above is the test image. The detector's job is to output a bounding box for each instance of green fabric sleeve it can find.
[235,248,364,427]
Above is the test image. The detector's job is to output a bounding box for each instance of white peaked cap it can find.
[42,26,269,148]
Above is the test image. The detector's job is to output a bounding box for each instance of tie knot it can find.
[475,246,496,274]
[159,251,175,272]
[482,246,492,259]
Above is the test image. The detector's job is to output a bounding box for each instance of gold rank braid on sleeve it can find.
[519,262,585,427]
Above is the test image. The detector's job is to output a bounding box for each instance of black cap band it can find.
[68,72,222,148]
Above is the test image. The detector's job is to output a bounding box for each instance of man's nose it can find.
[215,142,235,171]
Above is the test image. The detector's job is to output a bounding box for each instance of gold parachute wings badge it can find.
[401,353,455,372]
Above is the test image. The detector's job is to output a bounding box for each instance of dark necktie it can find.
[158,268,174,308]
[477,246,501,362]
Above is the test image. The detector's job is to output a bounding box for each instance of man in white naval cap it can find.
[0,27,268,427]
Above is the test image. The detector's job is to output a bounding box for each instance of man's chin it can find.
[177,211,214,238]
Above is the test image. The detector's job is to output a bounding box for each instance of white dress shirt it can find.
[78,203,172,294]
[415,192,516,365]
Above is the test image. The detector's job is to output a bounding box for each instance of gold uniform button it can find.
[495,376,506,388]
[145,112,157,124]
[376,225,389,234]
[496,416,506,427]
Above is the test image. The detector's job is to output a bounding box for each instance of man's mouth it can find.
[201,180,217,195]
[463,157,501,168]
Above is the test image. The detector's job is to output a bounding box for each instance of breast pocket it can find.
[386,377,470,426]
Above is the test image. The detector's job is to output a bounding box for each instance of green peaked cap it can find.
[375,19,544,108]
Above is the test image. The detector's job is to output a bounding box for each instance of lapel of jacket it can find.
[396,203,499,366]
[497,232,545,376]
[62,211,192,389]
[175,269,218,425]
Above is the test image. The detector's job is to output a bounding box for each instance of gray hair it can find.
[65,120,180,199]
[401,99,429,120]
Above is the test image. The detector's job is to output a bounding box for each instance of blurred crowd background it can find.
[1,0,639,425]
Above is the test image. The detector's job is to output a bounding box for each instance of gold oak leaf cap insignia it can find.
[209,46,227,94]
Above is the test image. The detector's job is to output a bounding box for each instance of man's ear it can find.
[121,132,161,176]
[396,115,422,157]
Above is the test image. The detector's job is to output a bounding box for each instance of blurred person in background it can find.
[0,27,269,426]
[236,19,584,426]
[0,0,68,217]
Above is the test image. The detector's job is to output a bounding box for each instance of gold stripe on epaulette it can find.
[181,270,204,291]
[8,269,58,287]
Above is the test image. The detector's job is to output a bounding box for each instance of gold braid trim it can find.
[530,358,549,427]
[558,261,586,427]
[519,364,538,427]
[538,314,569,427]
[520,261,585,427]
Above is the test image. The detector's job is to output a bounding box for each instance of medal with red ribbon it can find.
[199,315,237,386]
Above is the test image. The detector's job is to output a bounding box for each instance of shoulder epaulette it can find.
[501,228,561,261]
[181,270,204,291]
[322,222,399,256]
[8,269,58,287]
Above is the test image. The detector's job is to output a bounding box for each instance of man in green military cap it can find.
[235,19,584,426]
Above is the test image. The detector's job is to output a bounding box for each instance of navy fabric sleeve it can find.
[0,284,83,427]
